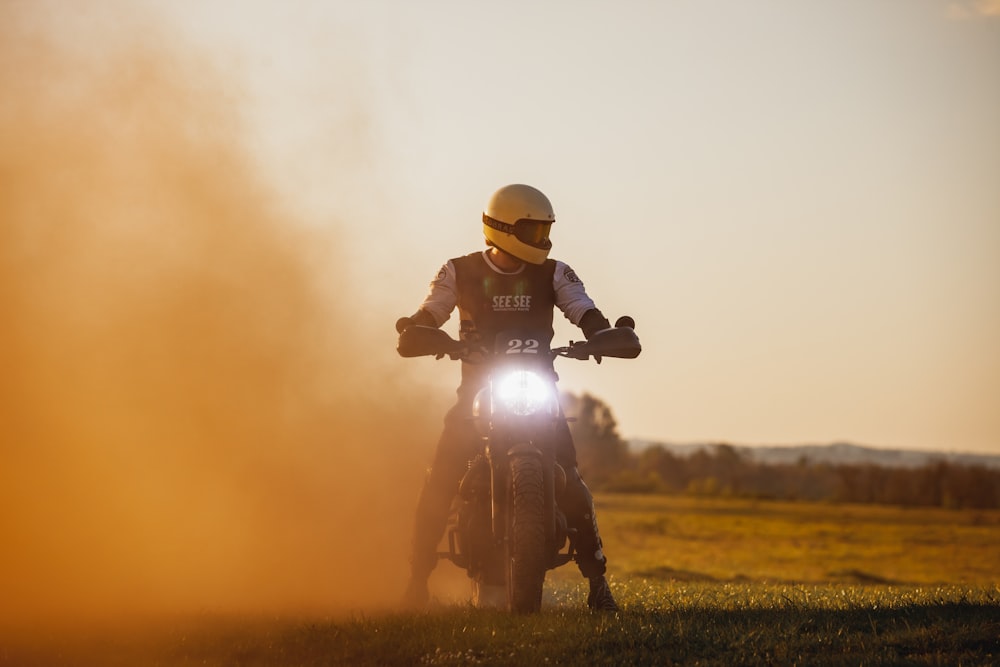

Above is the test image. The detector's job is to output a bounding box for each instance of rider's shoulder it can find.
[552,259,585,286]
[450,252,483,270]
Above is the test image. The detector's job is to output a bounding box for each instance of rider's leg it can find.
[554,420,619,611]
[405,402,479,603]
[560,466,608,578]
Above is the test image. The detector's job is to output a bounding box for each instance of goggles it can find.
[484,215,553,249]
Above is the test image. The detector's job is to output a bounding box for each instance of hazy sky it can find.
[108,1,1000,453]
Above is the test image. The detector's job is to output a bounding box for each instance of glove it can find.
[579,308,612,340]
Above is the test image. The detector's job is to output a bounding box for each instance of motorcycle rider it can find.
[396,183,620,612]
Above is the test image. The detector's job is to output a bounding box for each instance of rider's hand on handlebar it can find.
[459,345,489,364]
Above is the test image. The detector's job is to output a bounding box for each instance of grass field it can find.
[4,495,998,666]
[591,494,1000,585]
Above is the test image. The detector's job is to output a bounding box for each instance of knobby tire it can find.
[507,454,546,613]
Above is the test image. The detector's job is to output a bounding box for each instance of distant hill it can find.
[627,440,1000,470]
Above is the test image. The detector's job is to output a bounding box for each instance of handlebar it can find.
[397,317,640,362]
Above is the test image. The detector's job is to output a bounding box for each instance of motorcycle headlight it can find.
[494,370,554,417]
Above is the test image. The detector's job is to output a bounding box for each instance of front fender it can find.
[508,442,542,458]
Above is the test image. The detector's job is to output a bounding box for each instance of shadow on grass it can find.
[633,565,898,585]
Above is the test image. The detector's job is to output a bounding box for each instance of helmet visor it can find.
[514,220,552,248]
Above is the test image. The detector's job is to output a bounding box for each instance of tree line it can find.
[562,392,1000,510]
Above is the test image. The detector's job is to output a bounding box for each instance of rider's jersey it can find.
[418,250,599,385]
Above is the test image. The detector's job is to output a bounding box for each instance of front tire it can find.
[507,454,547,613]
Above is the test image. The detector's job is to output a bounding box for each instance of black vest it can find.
[453,252,557,351]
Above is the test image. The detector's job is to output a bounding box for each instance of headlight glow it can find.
[494,370,553,416]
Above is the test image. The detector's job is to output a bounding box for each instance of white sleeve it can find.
[553,261,599,326]
[418,260,458,326]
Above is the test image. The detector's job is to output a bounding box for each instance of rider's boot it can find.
[587,575,619,612]
[401,575,430,609]
[401,547,437,609]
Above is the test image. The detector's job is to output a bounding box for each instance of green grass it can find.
[9,584,996,666]
[592,494,1000,585]
[4,495,998,666]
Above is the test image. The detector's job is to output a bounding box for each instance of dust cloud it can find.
[0,3,442,632]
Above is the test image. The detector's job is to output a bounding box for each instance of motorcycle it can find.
[397,318,640,612]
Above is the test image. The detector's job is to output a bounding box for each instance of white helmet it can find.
[482,184,555,265]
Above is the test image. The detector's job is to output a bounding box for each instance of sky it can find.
[140,0,999,455]
[18,0,1000,457]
